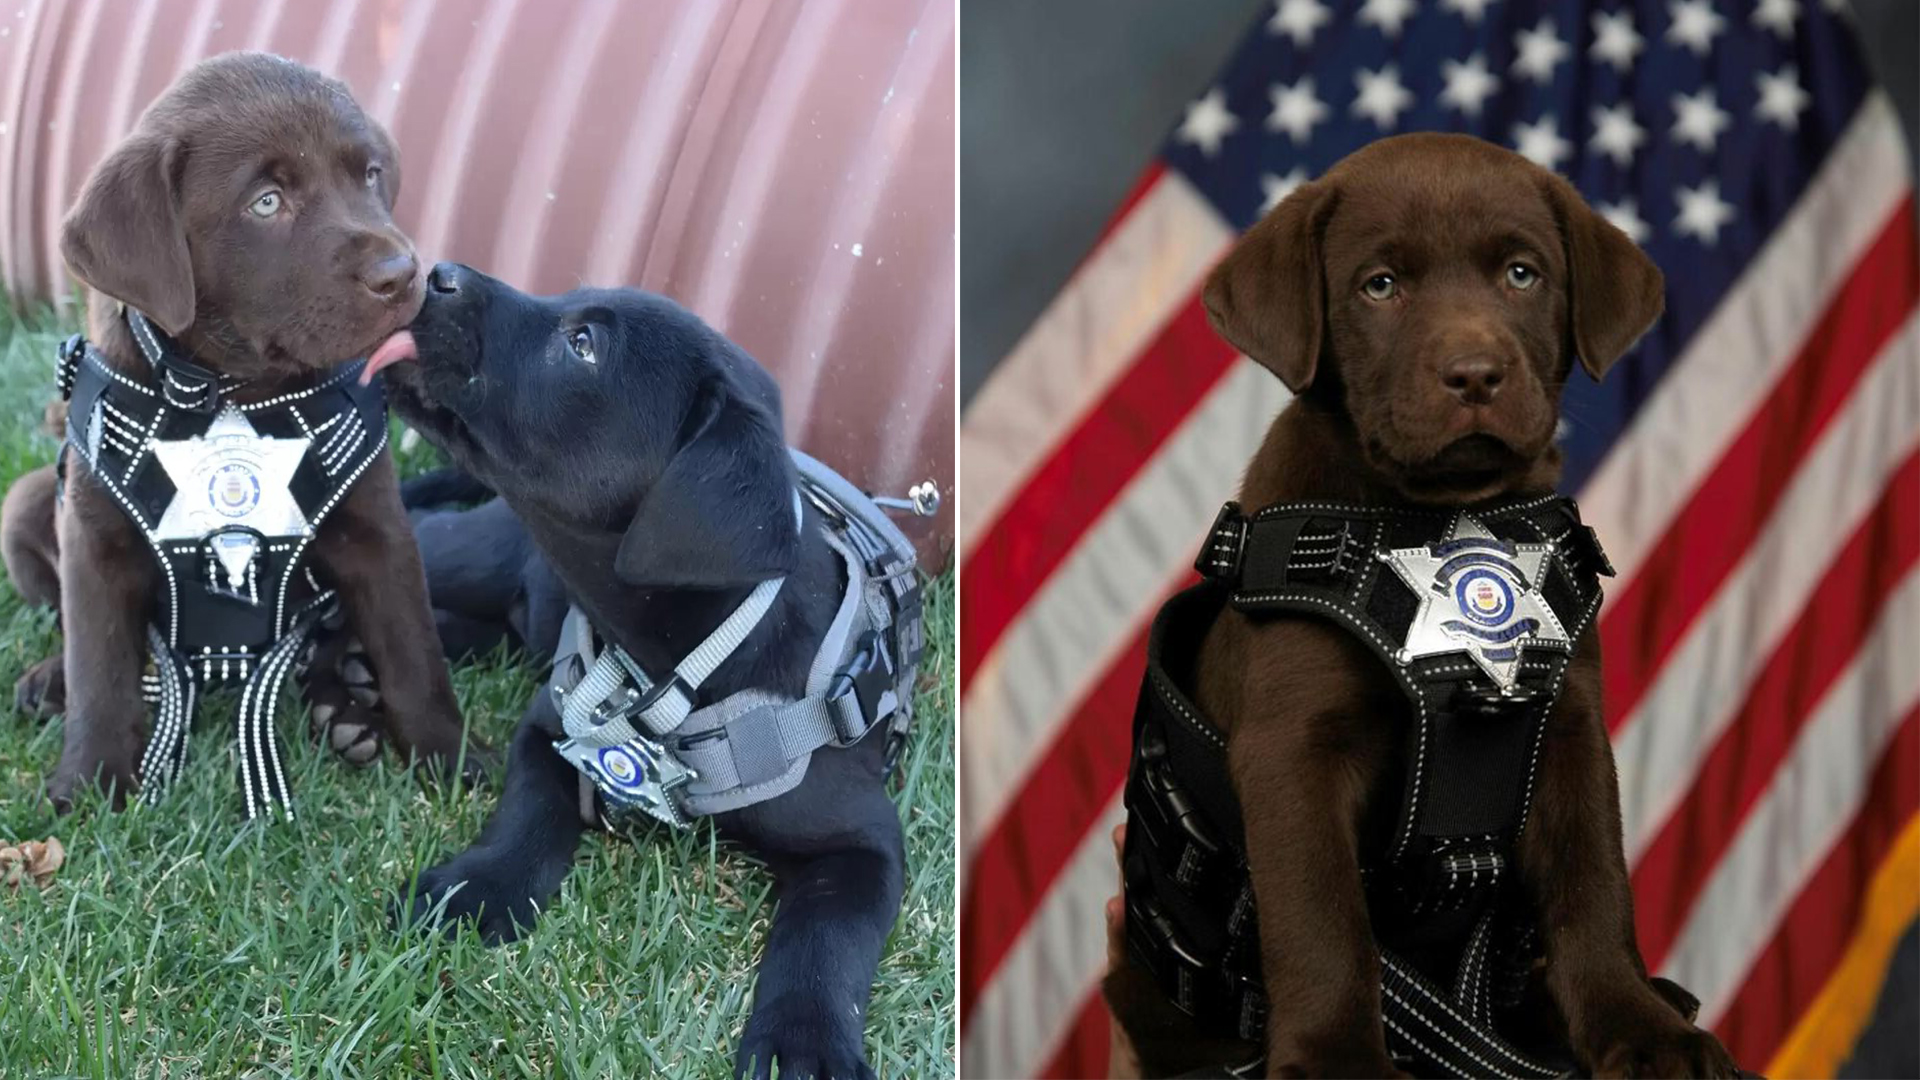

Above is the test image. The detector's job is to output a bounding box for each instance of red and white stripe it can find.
[959,91,1920,1079]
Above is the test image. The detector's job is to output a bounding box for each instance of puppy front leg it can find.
[1232,712,1402,1078]
[310,453,477,776]
[729,750,903,1080]
[1520,633,1736,1078]
[48,472,154,810]
[1215,618,1404,1079]
[404,693,584,943]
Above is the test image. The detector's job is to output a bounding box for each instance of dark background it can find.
[960,0,1920,401]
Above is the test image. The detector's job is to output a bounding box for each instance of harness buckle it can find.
[1194,501,1247,581]
[827,629,897,739]
[1573,523,1616,578]
[594,685,645,725]
[1453,682,1545,718]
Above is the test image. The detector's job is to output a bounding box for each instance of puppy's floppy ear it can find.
[1547,174,1665,381]
[1202,180,1335,392]
[60,133,195,336]
[614,385,800,588]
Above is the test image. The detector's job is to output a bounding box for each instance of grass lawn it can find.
[0,303,956,1079]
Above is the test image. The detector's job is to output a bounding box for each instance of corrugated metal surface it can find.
[0,0,955,565]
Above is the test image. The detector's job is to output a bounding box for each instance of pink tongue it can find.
[360,329,418,385]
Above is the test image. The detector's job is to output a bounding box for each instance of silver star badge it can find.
[149,408,312,559]
[1382,514,1569,689]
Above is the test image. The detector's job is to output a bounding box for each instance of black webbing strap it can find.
[1379,950,1563,1078]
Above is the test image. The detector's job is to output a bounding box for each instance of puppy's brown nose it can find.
[1441,356,1505,405]
[360,251,419,302]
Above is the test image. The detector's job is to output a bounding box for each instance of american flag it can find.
[958,1,1919,1076]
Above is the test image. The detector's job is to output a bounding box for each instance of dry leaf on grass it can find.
[1,837,66,890]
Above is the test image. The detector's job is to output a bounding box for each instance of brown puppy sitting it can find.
[1,52,475,811]
[1104,134,1738,1077]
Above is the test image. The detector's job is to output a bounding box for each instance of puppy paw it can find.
[46,760,133,814]
[14,655,65,717]
[734,999,874,1080]
[399,856,541,945]
[407,742,498,790]
[298,632,385,766]
[1587,1018,1737,1078]
[306,697,384,766]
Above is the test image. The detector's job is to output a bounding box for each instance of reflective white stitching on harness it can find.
[236,362,365,411]
[1150,667,1227,750]
[320,415,366,475]
[131,311,166,366]
[317,411,357,459]
[74,443,188,646]
[97,419,140,454]
[1381,994,1521,1080]
[122,402,167,487]
[1381,1012,1497,1080]
[99,399,141,434]
[1385,970,1545,1075]
[1515,587,1603,838]
[275,426,386,631]
[82,351,158,397]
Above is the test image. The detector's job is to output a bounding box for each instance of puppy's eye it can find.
[1506,263,1539,290]
[566,327,596,363]
[1362,274,1397,301]
[364,164,382,188]
[248,190,282,218]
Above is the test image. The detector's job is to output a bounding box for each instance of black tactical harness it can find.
[57,309,388,821]
[1123,494,1614,1078]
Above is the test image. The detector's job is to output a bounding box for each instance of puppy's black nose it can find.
[1442,356,1505,405]
[361,251,419,302]
[428,262,465,295]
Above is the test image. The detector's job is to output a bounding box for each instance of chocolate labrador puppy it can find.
[1104,134,1737,1077]
[1,52,475,808]
[373,265,906,1079]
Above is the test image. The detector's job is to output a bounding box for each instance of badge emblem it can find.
[566,732,695,827]
[1383,514,1569,689]
[209,463,262,518]
[597,744,648,789]
[149,408,312,543]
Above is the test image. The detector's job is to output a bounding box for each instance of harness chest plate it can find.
[1123,494,1612,1077]
[56,311,389,820]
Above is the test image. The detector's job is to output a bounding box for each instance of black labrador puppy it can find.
[400,470,568,663]
[376,263,905,1080]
